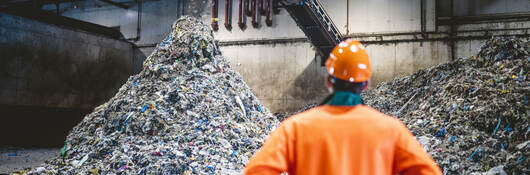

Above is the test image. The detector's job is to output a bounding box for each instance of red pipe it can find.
[225,0,232,30]
[272,0,280,14]
[251,0,258,28]
[211,0,218,31]
[245,0,251,16]
[259,0,265,15]
[265,0,272,26]
[238,0,246,29]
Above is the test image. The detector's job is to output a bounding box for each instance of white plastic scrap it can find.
[485,165,507,175]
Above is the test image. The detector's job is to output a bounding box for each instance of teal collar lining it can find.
[326,91,363,106]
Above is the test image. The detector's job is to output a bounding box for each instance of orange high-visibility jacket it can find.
[245,105,442,175]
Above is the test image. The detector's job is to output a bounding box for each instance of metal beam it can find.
[98,0,130,9]
[0,0,75,8]
[438,13,530,25]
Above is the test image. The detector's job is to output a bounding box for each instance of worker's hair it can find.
[328,75,366,94]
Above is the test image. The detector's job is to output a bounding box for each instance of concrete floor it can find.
[0,147,59,174]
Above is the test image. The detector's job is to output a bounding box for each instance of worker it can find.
[244,39,442,175]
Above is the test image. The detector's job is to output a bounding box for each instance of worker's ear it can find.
[361,80,369,91]
[325,76,334,93]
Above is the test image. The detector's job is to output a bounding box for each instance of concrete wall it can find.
[50,0,530,112]
[222,42,327,111]
[454,21,530,58]
[0,11,147,146]
[437,0,530,17]
[322,0,435,34]
[0,12,143,109]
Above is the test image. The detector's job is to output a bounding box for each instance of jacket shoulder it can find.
[283,106,323,121]
[358,106,408,128]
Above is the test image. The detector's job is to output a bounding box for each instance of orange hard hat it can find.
[325,39,371,83]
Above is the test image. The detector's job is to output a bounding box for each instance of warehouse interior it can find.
[0,0,529,174]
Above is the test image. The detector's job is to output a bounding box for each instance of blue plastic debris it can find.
[449,136,455,142]
[518,156,526,164]
[468,147,482,162]
[422,120,430,127]
[434,127,446,138]
[207,165,215,172]
[468,148,478,160]
[119,114,132,131]
[160,36,174,47]
[496,51,505,60]
[439,72,445,80]
[141,105,148,112]
[7,153,17,157]
[493,117,501,135]
[505,123,512,133]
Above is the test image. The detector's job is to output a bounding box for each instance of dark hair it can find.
[328,75,366,94]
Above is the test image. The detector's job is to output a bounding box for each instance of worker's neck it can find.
[327,91,363,106]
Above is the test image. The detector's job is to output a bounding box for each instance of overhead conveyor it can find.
[279,0,342,65]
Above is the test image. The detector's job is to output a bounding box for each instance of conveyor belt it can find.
[280,0,342,65]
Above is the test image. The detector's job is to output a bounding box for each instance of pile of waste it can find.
[363,37,529,174]
[274,37,529,174]
[25,16,278,174]
[274,103,317,121]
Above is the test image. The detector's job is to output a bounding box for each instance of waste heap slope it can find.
[363,37,529,174]
[27,16,279,174]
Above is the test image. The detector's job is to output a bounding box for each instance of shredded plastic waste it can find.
[25,16,278,174]
[363,37,529,174]
[276,37,529,174]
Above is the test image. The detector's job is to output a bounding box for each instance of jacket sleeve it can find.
[393,122,442,175]
[244,121,294,175]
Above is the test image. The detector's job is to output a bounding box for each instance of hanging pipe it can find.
[265,0,272,26]
[272,0,280,14]
[449,0,455,61]
[259,0,265,15]
[420,0,427,38]
[251,0,258,28]
[211,0,218,31]
[238,0,246,29]
[346,0,350,35]
[177,0,184,17]
[225,0,232,30]
[245,0,251,16]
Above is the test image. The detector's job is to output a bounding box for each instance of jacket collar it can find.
[326,91,363,106]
